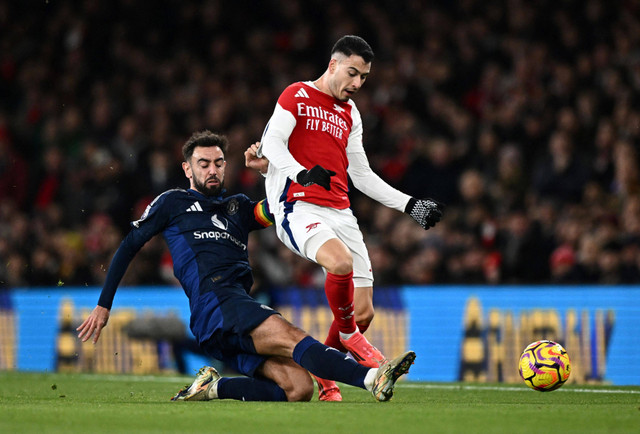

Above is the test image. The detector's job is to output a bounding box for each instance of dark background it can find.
[1,0,639,292]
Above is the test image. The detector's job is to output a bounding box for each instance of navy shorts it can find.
[198,283,280,377]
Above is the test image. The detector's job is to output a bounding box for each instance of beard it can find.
[193,176,224,197]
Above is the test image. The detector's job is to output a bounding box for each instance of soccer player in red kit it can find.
[255,35,444,401]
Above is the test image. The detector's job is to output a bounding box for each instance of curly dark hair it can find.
[182,130,229,161]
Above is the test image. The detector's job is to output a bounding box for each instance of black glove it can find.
[296,165,336,190]
[405,197,445,230]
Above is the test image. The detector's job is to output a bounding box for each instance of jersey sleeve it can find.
[259,85,307,180]
[98,193,171,309]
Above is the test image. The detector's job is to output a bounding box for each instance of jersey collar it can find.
[188,188,225,202]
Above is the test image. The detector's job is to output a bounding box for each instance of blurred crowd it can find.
[1,0,640,293]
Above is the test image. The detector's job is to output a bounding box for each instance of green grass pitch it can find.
[1,371,638,433]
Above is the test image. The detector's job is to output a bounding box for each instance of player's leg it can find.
[289,331,416,403]
[308,238,359,401]
[174,344,416,403]
[272,204,384,397]
[172,314,312,402]
[173,334,293,402]
[310,235,380,357]
[171,361,296,402]
[172,285,293,402]
[315,285,376,400]
[275,203,359,336]
[183,292,371,397]
[324,211,386,368]
[213,356,314,402]
[314,237,359,334]
[351,288,377,363]
[322,280,375,354]
[310,209,384,398]
[174,313,415,402]
[257,356,314,402]
[354,285,374,331]
[251,314,416,403]
[251,315,371,389]
[341,213,376,333]
[275,206,363,354]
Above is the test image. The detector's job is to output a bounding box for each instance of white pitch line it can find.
[404,383,640,394]
[73,374,640,394]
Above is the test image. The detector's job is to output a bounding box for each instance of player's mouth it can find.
[206,178,220,186]
[344,88,359,99]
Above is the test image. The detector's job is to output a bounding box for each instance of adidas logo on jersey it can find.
[333,104,345,113]
[295,88,309,98]
[186,202,203,212]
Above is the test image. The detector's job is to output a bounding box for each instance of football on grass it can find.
[519,340,571,391]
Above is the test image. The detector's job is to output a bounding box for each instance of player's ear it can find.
[182,161,191,179]
[329,58,338,73]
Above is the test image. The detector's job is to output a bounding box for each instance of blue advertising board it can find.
[3,285,639,385]
[403,286,640,385]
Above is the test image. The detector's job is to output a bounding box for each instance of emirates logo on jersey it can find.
[296,103,348,129]
[296,102,348,140]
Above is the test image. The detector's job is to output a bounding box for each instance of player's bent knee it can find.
[325,256,353,275]
[316,240,353,275]
[280,369,314,402]
[262,356,314,402]
[286,381,314,402]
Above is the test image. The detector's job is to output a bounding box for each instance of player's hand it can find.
[296,165,336,190]
[244,142,269,174]
[76,305,110,344]
[405,197,445,230]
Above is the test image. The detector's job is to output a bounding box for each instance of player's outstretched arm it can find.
[245,142,269,174]
[77,305,110,344]
[405,198,445,230]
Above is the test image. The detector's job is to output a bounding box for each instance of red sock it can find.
[324,271,356,334]
[324,320,347,352]
[325,318,371,352]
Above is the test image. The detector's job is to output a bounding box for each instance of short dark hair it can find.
[182,130,228,161]
[331,35,374,63]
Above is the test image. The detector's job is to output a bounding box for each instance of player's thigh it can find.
[275,202,339,260]
[257,356,314,402]
[313,237,354,273]
[332,209,373,287]
[250,314,308,357]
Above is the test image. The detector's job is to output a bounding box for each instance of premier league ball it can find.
[519,340,571,391]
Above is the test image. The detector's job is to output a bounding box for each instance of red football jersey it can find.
[277,82,355,209]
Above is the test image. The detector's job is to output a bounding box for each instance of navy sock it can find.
[217,377,287,401]
[292,336,368,389]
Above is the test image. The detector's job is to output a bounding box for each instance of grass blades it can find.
[1,372,638,433]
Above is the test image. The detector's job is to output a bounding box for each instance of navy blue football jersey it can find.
[97,188,273,343]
